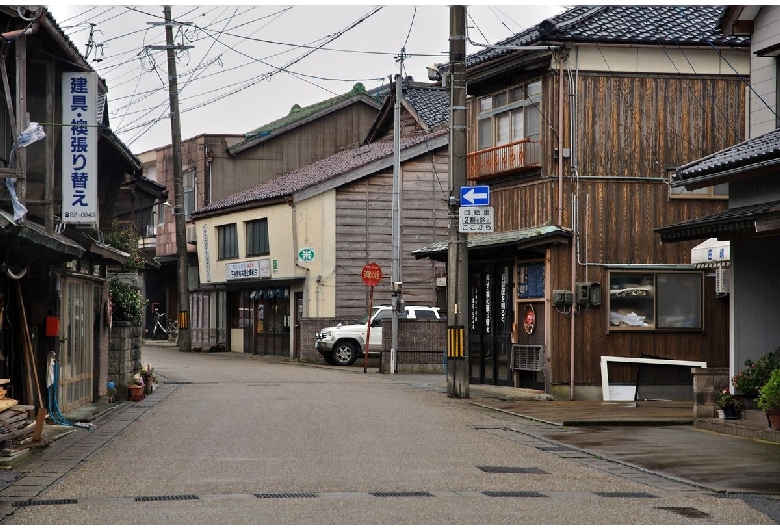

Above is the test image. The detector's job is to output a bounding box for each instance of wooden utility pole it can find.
[163,6,191,351]
[447,6,469,398]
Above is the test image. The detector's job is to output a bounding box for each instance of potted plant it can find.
[732,347,780,401]
[756,368,780,430]
[140,363,156,394]
[127,373,145,401]
[716,387,744,420]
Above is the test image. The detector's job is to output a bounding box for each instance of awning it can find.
[0,210,84,257]
[412,225,572,260]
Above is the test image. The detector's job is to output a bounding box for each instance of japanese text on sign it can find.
[361,262,382,287]
[459,207,494,233]
[61,72,98,225]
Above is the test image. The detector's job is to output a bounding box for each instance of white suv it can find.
[315,305,442,366]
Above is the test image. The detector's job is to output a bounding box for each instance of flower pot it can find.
[766,409,780,430]
[128,384,145,402]
[722,404,741,420]
[717,409,725,419]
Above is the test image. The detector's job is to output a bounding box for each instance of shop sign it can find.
[226,259,271,280]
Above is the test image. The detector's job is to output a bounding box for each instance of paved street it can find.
[0,344,777,524]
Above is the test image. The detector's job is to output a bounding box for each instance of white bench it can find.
[600,355,707,401]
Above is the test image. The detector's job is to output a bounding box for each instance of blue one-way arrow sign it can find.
[461,185,490,206]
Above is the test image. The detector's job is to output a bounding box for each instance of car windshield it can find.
[354,307,383,325]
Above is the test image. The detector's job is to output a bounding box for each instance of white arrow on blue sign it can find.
[461,185,490,206]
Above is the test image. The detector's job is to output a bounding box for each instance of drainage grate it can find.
[595,492,657,499]
[483,491,546,498]
[535,446,569,452]
[657,506,711,519]
[370,491,433,498]
[478,466,548,474]
[254,493,317,499]
[135,494,199,502]
[12,499,77,507]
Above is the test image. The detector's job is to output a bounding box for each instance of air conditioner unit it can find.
[715,266,730,296]
[186,225,197,244]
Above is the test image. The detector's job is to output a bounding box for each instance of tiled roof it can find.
[193,130,447,217]
[404,85,449,130]
[467,6,748,70]
[412,225,571,259]
[228,83,381,154]
[656,199,780,243]
[674,128,780,183]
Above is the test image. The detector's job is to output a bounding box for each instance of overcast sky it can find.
[48,4,566,155]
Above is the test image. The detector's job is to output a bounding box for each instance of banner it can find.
[62,72,98,226]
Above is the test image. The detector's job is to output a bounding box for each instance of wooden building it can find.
[414,6,749,399]
[0,8,142,414]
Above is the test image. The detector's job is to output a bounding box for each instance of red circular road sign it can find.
[361,262,382,287]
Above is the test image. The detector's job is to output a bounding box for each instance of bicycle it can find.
[150,309,178,342]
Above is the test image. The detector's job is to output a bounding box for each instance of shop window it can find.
[608,270,702,331]
[217,223,238,260]
[246,218,269,256]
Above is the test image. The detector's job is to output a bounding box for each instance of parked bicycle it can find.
[150,309,178,342]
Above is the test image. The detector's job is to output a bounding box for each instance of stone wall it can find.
[380,319,447,374]
[299,317,342,363]
[692,367,730,418]
[108,322,142,399]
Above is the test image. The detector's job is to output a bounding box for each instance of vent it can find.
[135,494,199,502]
[715,266,730,296]
[254,493,317,499]
[370,491,432,498]
[12,499,77,507]
[483,491,546,498]
[478,466,548,474]
[512,344,544,371]
[186,224,197,244]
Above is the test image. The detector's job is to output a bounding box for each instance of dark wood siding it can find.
[335,148,449,318]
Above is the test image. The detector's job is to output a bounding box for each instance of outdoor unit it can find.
[186,224,197,244]
[715,266,730,297]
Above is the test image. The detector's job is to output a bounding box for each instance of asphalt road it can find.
[0,345,777,524]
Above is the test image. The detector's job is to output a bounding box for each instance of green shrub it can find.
[757,369,780,411]
[109,280,147,323]
[732,347,780,397]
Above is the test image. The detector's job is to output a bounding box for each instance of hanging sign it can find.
[62,71,98,226]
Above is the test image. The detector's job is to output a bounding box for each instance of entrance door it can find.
[60,279,97,412]
[254,288,290,356]
[294,292,303,358]
[468,262,514,386]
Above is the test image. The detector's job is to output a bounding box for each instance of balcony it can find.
[467,139,541,180]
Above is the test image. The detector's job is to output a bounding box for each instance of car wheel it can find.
[322,352,337,365]
[332,340,359,366]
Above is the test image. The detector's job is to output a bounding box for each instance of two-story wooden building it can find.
[0,8,143,414]
[414,6,749,400]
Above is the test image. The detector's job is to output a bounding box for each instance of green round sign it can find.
[298,247,315,262]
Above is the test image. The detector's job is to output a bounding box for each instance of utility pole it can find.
[162,6,191,351]
[447,6,469,398]
[390,52,404,374]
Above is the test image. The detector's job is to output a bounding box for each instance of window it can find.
[156,201,166,226]
[217,223,238,260]
[184,168,195,217]
[246,218,269,256]
[669,172,728,199]
[476,79,542,150]
[608,270,702,331]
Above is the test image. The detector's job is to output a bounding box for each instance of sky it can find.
[47,4,566,155]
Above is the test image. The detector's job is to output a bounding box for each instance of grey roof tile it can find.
[675,128,780,181]
[466,6,748,70]
[193,130,447,217]
[405,85,449,130]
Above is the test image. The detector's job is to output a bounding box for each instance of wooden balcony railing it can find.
[467,139,541,180]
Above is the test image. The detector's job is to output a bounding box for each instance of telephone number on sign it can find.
[64,212,97,218]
